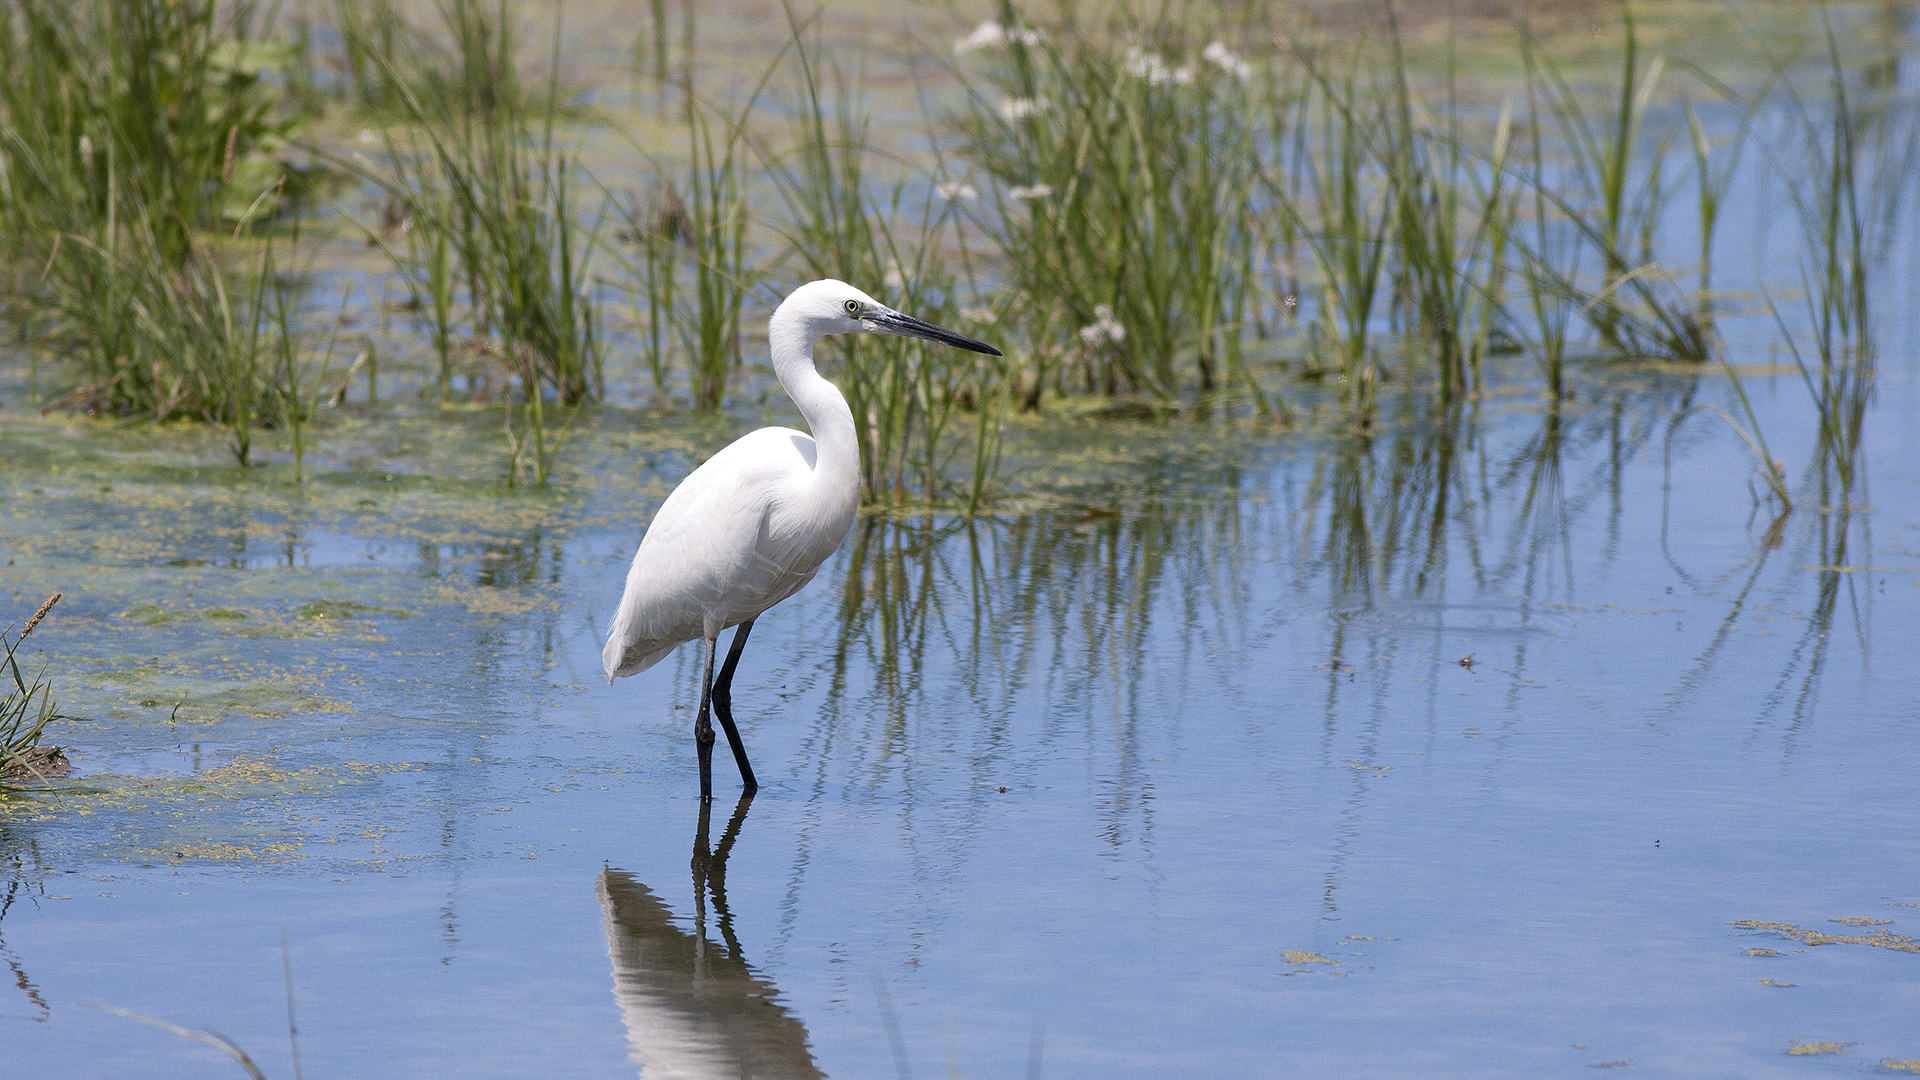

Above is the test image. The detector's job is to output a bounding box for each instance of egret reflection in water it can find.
[597,796,822,1080]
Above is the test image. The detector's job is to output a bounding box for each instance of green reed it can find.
[1378,21,1517,406]
[678,91,755,411]
[0,0,312,437]
[343,0,603,483]
[329,0,408,111]
[1516,12,1708,363]
[1,595,67,783]
[761,12,1009,510]
[0,0,298,256]
[607,180,687,399]
[269,271,350,486]
[604,82,761,414]
[948,1,1263,407]
[1770,11,1906,501]
[1264,43,1394,425]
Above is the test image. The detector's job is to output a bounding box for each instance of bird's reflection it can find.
[598,796,822,1080]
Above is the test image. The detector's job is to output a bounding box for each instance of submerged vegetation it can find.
[0,0,1911,515]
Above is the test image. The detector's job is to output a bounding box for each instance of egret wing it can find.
[601,430,816,679]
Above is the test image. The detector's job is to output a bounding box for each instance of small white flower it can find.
[358,128,378,145]
[1123,48,1192,86]
[936,181,979,201]
[1203,41,1253,81]
[1123,47,1162,79]
[953,21,1006,54]
[960,305,998,325]
[998,97,1047,122]
[953,20,1043,54]
[1079,304,1126,348]
[1007,183,1053,201]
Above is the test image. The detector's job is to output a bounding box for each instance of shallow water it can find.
[2,333,1919,1079]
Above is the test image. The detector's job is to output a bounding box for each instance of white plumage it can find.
[601,279,1000,799]
[602,426,850,678]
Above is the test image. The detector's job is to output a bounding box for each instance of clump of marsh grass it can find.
[18,196,293,464]
[610,179,691,400]
[1764,10,1914,507]
[947,1,1266,410]
[327,0,411,113]
[1261,40,1396,426]
[761,9,1010,510]
[2,595,72,783]
[1515,11,1710,363]
[603,54,761,414]
[344,0,603,484]
[676,89,757,412]
[0,0,318,447]
[1375,19,1518,408]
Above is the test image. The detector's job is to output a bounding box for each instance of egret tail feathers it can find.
[602,636,681,681]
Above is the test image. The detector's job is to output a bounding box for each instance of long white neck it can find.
[767,304,861,499]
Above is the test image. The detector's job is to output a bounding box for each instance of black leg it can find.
[709,619,758,793]
[694,633,717,802]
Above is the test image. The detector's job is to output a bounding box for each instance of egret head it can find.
[783,279,1002,356]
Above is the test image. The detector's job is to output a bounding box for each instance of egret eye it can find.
[843,299,862,316]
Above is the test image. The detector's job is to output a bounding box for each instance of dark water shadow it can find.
[597,796,822,1080]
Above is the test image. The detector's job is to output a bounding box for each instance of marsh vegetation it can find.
[0,0,1906,509]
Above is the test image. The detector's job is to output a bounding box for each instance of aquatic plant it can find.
[1262,41,1395,426]
[759,10,1010,509]
[1,595,69,783]
[1769,13,1902,500]
[946,1,1265,408]
[677,88,756,412]
[0,0,314,438]
[1375,19,1517,407]
[342,0,603,484]
[1515,11,1709,363]
[0,0,1906,526]
[602,5,760,415]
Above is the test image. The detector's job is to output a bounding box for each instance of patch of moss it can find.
[293,599,413,620]
[119,604,251,625]
[119,603,190,625]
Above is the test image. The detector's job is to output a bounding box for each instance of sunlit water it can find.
[2,337,1917,1078]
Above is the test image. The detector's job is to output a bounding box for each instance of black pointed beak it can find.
[866,309,1002,356]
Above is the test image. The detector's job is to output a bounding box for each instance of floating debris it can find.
[1731,919,1919,954]
[1787,1042,1856,1056]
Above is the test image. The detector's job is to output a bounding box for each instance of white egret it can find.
[602,279,1000,800]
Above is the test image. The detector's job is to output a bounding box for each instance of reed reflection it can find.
[0,823,49,1022]
[598,796,821,1080]
[802,372,1699,723]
